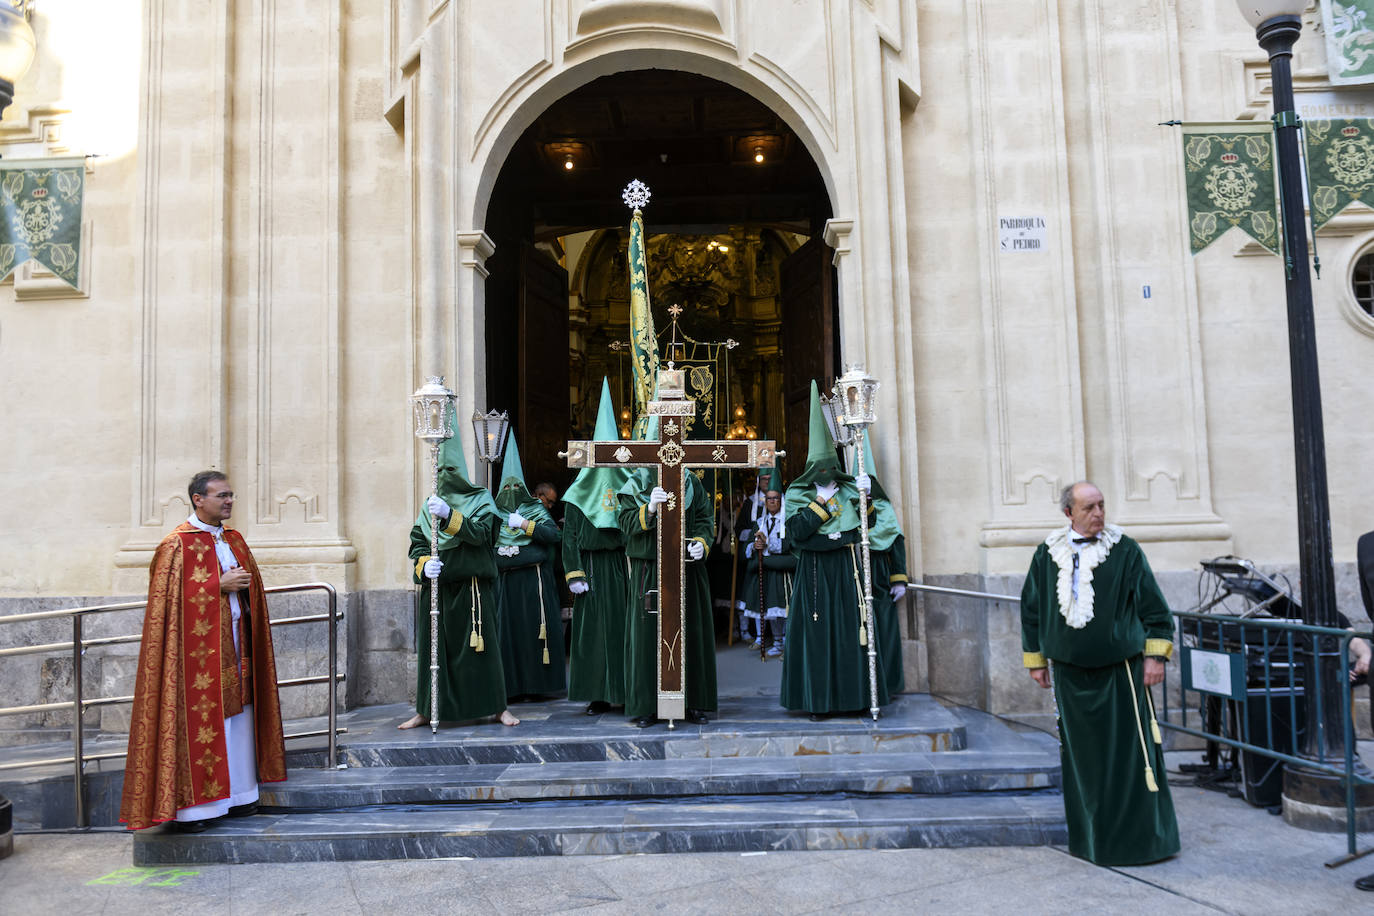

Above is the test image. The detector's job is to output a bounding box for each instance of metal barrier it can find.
[0,582,344,827]
[1161,610,1374,865]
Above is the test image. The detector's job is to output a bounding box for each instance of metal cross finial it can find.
[623,179,651,210]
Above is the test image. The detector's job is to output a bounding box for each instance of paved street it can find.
[4,748,1372,915]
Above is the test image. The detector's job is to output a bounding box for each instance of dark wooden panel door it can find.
[518,242,571,491]
[779,236,836,482]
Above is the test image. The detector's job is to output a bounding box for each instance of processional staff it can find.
[832,367,883,721]
[411,377,456,734]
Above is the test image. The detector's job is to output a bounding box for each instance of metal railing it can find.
[1160,610,1374,865]
[0,582,344,827]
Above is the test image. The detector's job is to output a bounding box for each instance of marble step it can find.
[320,694,969,768]
[133,792,1070,864]
[260,748,1058,808]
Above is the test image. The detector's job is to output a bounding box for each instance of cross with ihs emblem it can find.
[562,368,780,725]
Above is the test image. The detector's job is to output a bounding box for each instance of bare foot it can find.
[397,714,429,730]
[499,709,520,727]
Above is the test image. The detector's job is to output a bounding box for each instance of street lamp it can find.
[1235,0,1350,818]
[0,1,34,121]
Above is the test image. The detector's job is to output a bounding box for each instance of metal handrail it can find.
[0,581,344,827]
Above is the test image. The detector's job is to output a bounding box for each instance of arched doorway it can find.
[480,69,839,490]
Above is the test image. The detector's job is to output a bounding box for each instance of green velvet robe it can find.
[779,498,891,713]
[563,503,629,706]
[870,533,908,696]
[617,475,717,719]
[1021,528,1180,866]
[408,512,507,722]
[495,519,565,698]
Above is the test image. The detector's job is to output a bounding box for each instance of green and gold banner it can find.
[1321,1,1374,86]
[0,156,84,286]
[1304,118,1374,228]
[627,203,660,438]
[1182,124,1279,255]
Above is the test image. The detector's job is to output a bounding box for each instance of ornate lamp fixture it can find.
[471,408,510,489]
[410,376,456,734]
[0,1,35,120]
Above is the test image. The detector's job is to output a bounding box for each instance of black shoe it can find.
[227,802,259,818]
[808,713,825,722]
[1356,873,1374,892]
[585,701,610,716]
[685,708,710,724]
[631,715,658,728]
[169,819,212,833]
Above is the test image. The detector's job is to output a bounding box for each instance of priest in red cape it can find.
[120,470,286,832]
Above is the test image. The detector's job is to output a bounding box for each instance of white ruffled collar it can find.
[1045,523,1123,629]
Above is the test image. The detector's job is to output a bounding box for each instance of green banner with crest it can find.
[1322,1,1374,85]
[1304,118,1374,229]
[1181,124,1279,256]
[0,156,84,287]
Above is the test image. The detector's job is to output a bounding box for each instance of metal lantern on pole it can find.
[1235,1,1350,810]
[411,376,455,734]
[832,365,882,721]
[818,391,857,468]
[471,409,511,490]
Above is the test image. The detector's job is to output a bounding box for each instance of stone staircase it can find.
[127,694,1066,865]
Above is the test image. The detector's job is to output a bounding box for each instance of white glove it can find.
[856,473,872,495]
[423,558,443,579]
[890,584,907,602]
[815,481,838,503]
[686,540,705,561]
[507,512,527,530]
[646,486,669,514]
[569,580,589,595]
[427,495,451,521]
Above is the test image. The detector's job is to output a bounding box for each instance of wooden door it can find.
[518,242,571,490]
[779,236,837,482]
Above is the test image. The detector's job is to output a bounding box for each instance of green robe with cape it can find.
[408,412,507,722]
[1020,523,1179,866]
[617,467,717,719]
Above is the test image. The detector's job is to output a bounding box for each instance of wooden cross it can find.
[563,368,779,723]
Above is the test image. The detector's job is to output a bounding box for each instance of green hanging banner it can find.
[0,156,84,287]
[1321,1,1374,86]
[1181,123,1280,256]
[1303,118,1374,229]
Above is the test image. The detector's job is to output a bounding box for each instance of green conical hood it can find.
[762,465,783,494]
[564,378,631,529]
[784,380,858,534]
[494,430,552,545]
[860,428,901,550]
[415,402,497,549]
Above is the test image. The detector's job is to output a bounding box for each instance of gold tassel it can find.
[1144,766,1159,793]
[538,622,547,640]
[476,635,485,653]
[859,624,868,647]
[1150,717,1162,746]
[469,630,478,648]
[543,647,551,665]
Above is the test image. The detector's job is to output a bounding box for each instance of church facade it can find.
[1,1,1371,731]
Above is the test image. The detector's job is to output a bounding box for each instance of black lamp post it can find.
[1237,1,1352,808]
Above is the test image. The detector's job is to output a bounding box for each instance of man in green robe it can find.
[1021,480,1179,865]
[779,382,889,718]
[493,432,565,701]
[736,466,794,658]
[402,411,517,729]
[617,440,717,727]
[563,379,632,715]
[861,431,908,696]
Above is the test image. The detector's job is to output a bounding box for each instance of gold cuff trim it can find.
[415,555,431,579]
[1144,638,1173,660]
[808,501,830,520]
[564,569,587,582]
[523,520,536,537]
[639,505,650,531]
[442,512,463,536]
[889,574,909,585]
[1023,651,1047,669]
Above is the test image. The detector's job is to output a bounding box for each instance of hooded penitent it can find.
[415,403,498,547]
[783,380,860,534]
[563,377,631,530]
[860,426,902,551]
[493,432,553,547]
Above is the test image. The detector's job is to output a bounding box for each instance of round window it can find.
[1352,251,1374,318]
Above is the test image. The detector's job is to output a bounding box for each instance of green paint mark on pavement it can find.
[87,866,201,887]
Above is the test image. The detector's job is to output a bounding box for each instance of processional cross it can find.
[562,368,779,724]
